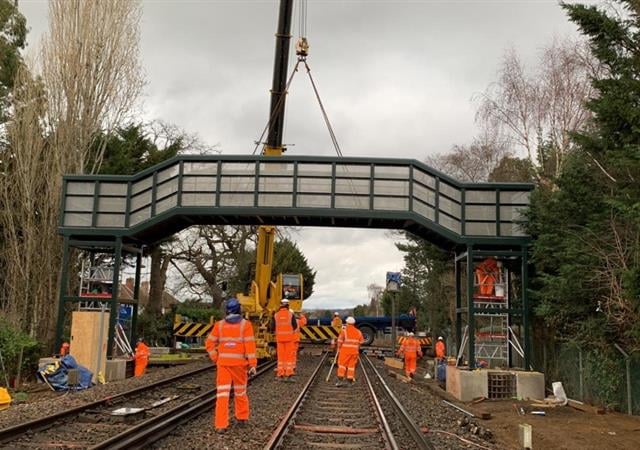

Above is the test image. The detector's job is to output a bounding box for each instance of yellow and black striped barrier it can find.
[398,336,433,347]
[300,325,341,342]
[173,321,213,337]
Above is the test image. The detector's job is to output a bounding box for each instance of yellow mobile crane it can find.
[237,0,304,358]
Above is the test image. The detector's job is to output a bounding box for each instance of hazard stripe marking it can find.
[173,322,214,337]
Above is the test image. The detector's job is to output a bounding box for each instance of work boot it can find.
[349,379,356,385]
[236,420,247,428]
[215,428,227,434]
[335,379,344,387]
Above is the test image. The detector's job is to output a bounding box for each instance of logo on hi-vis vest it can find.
[224,342,237,348]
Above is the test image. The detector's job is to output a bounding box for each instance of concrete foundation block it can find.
[446,366,488,402]
[519,423,532,449]
[516,371,545,400]
[105,359,127,382]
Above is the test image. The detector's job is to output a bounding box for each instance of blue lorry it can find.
[308,314,416,345]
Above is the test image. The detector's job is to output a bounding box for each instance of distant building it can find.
[121,278,178,314]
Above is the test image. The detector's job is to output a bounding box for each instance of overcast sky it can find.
[19,0,596,310]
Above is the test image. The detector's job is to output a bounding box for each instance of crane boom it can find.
[264,0,294,156]
[237,0,303,358]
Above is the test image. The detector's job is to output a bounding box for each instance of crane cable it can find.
[253,0,345,160]
[252,59,302,155]
[302,59,344,158]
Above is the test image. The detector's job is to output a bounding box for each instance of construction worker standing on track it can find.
[271,299,298,381]
[335,316,364,386]
[331,312,343,328]
[434,336,446,380]
[397,332,422,379]
[330,312,343,353]
[205,298,257,434]
[134,338,150,377]
[292,312,307,374]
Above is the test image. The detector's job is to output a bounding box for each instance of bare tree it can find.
[0,1,144,343]
[476,38,602,185]
[42,0,144,174]
[427,126,512,182]
[169,226,257,308]
[0,67,59,338]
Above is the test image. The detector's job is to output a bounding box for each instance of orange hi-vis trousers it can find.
[134,357,148,377]
[337,352,359,381]
[276,341,295,377]
[215,365,249,430]
[404,354,417,377]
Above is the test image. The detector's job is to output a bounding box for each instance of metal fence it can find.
[535,340,640,415]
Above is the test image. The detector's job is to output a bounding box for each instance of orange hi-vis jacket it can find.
[294,315,307,343]
[337,324,364,355]
[205,318,257,368]
[435,340,446,359]
[274,308,296,343]
[399,337,423,357]
[331,317,343,328]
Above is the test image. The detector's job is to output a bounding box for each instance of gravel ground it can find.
[0,358,211,430]
[369,356,500,450]
[154,353,323,450]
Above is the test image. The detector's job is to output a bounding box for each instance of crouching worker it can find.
[205,298,257,434]
[397,332,422,379]
[335,317,364,386]
[134,338,150,377]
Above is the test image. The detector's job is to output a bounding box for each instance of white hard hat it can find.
[334,312,339,316]
[438,336,443,340]
[346,316,356,324]
[407,332,414,337]
[281,299,289,305]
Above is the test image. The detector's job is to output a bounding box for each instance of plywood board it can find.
[70,311,109,383]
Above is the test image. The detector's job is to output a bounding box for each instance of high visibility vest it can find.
[274,308,295,342]
[294,315,307,342]
[337,325,364,356]
[400,337,422,356]
[135,342,150,360]
[205,319,257,367]
[331,317,342,328]
[435,341,446,359]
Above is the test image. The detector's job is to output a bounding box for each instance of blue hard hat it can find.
[226,298,241,314]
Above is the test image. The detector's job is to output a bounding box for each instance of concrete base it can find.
[105,359,127,382]
[446,366,545,402]
[516,371,545,400]
[446,366,488,402]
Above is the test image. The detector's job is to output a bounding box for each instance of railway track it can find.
[0,361,274,449]
[264,353,434,450]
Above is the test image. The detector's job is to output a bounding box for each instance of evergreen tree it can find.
[530,0,640,348]
[0,0,27,124]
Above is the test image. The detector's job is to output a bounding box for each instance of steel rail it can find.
[361,355,400,450]
[0,362,214,444]
[364,355,435,450]
[262,352,328,450]
[90,360,277,450]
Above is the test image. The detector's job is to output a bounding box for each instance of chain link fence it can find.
[534,339,640,415]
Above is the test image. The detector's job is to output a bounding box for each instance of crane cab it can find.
[279,273,303,311]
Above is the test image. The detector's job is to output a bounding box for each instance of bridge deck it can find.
[59,155,532,249]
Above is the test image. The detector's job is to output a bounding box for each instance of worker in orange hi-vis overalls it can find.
[292,313,307,374]
[59,342,70,357]
[205,298,257,434]
[134,338,150,377]
[397,332,423,379]
[271,299,298,381]
[475,257,499,296]
[330,312,343,353]
[335,316,365,386]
